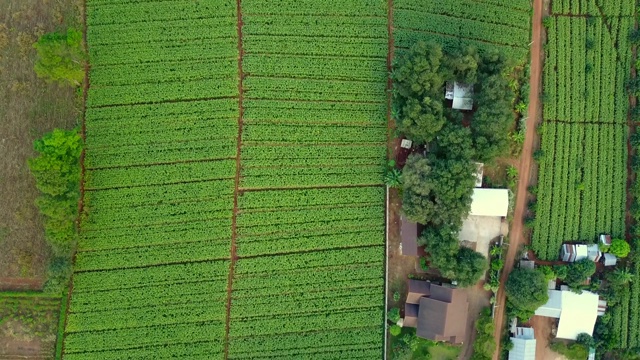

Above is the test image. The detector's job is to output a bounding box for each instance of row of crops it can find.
[67,0,388,359]
[532,0,633,260]
[64,1,239,358]
[226,1,387,358]
[609,238,640,348]
[532,122,627,259]
[543,15,632,124]
[551,0,635,16]
[393,0,531,62]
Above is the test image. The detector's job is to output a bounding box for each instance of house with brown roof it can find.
[403,281,469,344]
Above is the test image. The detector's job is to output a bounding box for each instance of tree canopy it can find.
[564,260,596,290]
[28,128,82,254]
[33,28,85,86]
[505,268,549,320]
[401,153,475,227]
[608,239,631,258]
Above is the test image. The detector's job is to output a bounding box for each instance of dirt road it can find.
[491,0,544,358]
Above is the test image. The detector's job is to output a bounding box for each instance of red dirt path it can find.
[0,278,44,291]
[491,0,544,358]
[223,0,244,359]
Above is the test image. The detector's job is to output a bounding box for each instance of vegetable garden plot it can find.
[393,0,531,63]
[532,3,633,260]
[65,1,238,358]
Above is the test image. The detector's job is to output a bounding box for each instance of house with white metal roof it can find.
[445,82,474,110]
[509,327,536,360]
[534,289,600,340]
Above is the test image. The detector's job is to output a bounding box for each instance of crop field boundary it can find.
[223,0,244,358]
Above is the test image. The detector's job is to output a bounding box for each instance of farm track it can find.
[491,0,544,357]
[223,0,244,358]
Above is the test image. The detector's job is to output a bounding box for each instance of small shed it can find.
[519,260,535,270]
[561,244,588,262]
[600,234,612,246]
[509,327,536,360]
[469,188,509,217]
[602,253,617,266]
[401,215,419,256]
[400,138,413,149]
[587,244,601,262]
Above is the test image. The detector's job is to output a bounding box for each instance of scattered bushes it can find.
[550,341,588,360]
[470,308,496,360]
[33,28,85,86]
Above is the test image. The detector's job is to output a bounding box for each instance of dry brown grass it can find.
[0,0,82,279]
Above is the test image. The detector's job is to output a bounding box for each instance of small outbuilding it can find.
[561,243,588,262]
[519,260,535,270]
[602,253,617,266]
[445,82,474,110]
[600,234,612,246]
[509,327,536,360]
[400,215,419,257]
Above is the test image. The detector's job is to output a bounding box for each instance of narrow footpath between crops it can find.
[491,0,544,358]
[223,1,244,359]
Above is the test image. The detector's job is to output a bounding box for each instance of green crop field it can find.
[532,0,633,260]
[64,0,387,359]
[393,0,531,62]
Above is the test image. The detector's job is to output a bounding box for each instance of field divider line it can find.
[223,0,245,358]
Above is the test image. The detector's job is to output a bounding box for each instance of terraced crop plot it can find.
[532,0,633,260]
[393,0,531,62]
[65,0,387,359]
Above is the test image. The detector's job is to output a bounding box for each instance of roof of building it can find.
[587,244,601,262]
[469,188,509,217]
[588,347,596,360]
[519,260,535,270]
[406,279,430,304]
[603,253,617,266]
[561,244,588,262]
[509,327,536,360]
[404,303,419,328]
[416,285,468,343]
[445,82,474,110]
[534,290,600,340]
[400,215,419,257]
[600,234,612,245]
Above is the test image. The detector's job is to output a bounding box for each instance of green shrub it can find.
[550,342,588,360]
[33,28,85,86]
[388,307,400,323]
[390,325,402,337]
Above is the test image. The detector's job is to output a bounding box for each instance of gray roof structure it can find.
[415,284,468,344]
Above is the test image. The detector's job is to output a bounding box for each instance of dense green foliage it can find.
[68,1,387,358]
[533,0,631,260]
[33,28,85,86]
[564,260,596,290]
[505,268,549,320]
[28,129,82,255]
[393,0,531,64]
[550,342,589,360]
[395,40,513,286]
[609,239,631,258]
[471,308,496,360]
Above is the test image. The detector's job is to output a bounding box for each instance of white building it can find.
[469,188,509,217]
[534,289,601,340]
[459,188,509,257]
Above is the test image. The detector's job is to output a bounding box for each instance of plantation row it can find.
[533,122,627,259]
[65,1,239,358]
[551,0,635,16]
[393,0,531,63]
[224,2,387,358]
[543,16,632,124]
[68,0,388,358]
[533,5,633,260]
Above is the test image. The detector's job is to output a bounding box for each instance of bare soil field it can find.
[0,0,81,279]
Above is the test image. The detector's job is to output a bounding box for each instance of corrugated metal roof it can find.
[469,188,509,217]
[535,290,599,340]
[509,337,536,360]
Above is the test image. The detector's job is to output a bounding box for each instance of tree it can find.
[576,333,596,348]
[608,239,631,258]
[33,28,85,86]
[389,325,402,337]
[505,268,549,320]
[565,259,596,290]
[28,128,82,253]
[452,247,488,287]
[402,153,475,226]
[388,307,400,323]
[554,265,568,280]
[392,41,447,144]
[607,268,634,288]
